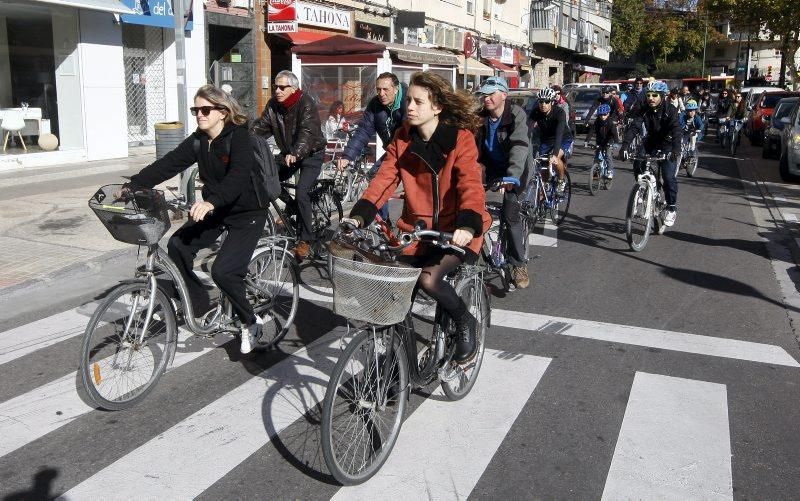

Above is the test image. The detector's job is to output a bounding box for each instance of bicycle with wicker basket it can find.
[320,221,490,485]
[78,184,299,410]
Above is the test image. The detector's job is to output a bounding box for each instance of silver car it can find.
[779,99,800,181]
[566,88,601,133]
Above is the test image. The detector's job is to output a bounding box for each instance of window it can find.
[482,0,490,19]
[301,65,378,124]
[562,14,569,33]
[466,0,474,15]
[774,49,782,56]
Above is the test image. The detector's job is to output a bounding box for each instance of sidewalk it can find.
[0,147,161,296]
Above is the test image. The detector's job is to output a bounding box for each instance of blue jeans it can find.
[596,147,615,175]
[368,155,390,221]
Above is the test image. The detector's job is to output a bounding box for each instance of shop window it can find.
[466,0,474,15]
[301,65,378,126]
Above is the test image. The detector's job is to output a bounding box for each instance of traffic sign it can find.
[464,32,477,57]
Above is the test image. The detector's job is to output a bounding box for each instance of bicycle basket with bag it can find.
[89,184,170,246]
[328,240,421,326]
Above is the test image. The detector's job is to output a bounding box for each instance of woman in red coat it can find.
[347,71,491,363]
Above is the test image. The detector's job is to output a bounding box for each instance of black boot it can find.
[452,303,477,363]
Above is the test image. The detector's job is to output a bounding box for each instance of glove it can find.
[669,151,679,163]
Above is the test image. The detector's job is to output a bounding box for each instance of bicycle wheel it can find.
[549,171,571,226]
[261,208,277,237]
[521,214,532,261]
[321,327,409,485]
[686,155,697,177]
[625,182,652,252]
[246,245,299,350]
[311,185,343,241]
[349,166,370,202]
[588,162,601,195]
[441,277,489,401]
[79,282,177,410]
[730,132,739,156]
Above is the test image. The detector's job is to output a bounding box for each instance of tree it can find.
[611,0,645,58]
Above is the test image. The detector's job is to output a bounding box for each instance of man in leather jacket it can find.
[252,70,326,260]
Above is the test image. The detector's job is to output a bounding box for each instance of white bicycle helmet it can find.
[537,87,558,101]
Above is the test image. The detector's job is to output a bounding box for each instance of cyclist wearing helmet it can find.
[584,85,622,147]
[594,103,620,179]
[680,99,704,162]
[475,76,532,289]
[620,80,682,227]
[529,86,573,195]
[668,88,685,112]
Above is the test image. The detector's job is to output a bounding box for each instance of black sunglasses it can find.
[538,99,552,104]
[190,105,226,117]
[273,84,293,91]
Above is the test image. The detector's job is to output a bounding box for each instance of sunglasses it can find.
[190,105,226,117]
[273,84,293,91]
[646,92,660,98]
[538,99,552,104]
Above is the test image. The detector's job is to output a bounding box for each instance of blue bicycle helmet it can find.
[685,100,699,110]
[597,103,611,115]
[647,80,669,94]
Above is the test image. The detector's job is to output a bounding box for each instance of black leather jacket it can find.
[251,92,326,160]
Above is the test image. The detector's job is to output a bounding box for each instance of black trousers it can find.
[279,151,323,242]
[167,211,267,325]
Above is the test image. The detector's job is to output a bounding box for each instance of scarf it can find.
[279,89,303,110]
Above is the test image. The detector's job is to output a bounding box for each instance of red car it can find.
[748,91,800,146]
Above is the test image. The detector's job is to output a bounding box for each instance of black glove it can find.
[669,150,679,163]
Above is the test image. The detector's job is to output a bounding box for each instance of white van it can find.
[742,86,782,110]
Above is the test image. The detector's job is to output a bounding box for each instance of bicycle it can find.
[265,178,343,260]
[625,152,669,252]
[588,145,615,195]
[320,223,490,485]
[717,117,729,148]
[79,184,300,410]
[727,118,743,156]
[481,177,532,292]
[680,130,699,177]
[519,154,571,228]
[323,128,371,203]
[622,118,642,162]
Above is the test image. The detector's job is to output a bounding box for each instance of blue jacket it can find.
[342,83,408,162]
[679,112,705,140]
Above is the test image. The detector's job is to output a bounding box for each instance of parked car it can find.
[505,88,538,116]
[566,87,601,133]
[762,97,798,159]
[779,99,800,181]
[747,91,800,146]
[742,85,782,112]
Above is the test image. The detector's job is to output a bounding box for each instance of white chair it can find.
[2,110,27,152]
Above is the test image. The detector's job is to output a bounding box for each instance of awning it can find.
[455,55,494,77]
[279,31,332,45]
[484,58,519,76]
[384,42,459,67]
[293,34,385,64]
[31,0,133,14]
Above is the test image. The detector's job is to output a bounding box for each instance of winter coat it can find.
[624,100,682,154]
[475,103,531,184]
[130,123,262,216]
[342,83,409,162]
[350,122,491,257]
[251,92,326,160]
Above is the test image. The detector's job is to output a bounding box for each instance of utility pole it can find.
[173,0,190,200]
[701,10,708,78]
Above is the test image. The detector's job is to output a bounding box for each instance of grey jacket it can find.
[475,103,531,185]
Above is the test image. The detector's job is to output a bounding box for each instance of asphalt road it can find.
[1,138,799,499]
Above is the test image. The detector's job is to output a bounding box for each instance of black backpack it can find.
[194,131,281,208]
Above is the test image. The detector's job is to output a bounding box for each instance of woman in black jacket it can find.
[126,84,268,355]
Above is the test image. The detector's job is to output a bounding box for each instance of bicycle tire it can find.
[349,168,369,203]
[549,171,571,226]
[311,185,343,243]
[588,162,601,195]
[521,214,532,261]
[625,182,652,252]
[246,245,299,350]
[321,327,409,485]
[441,278,489,401]
[79,282,176,410]
[730,132,739,156]
[261,208,277,237]
[686,156,697,177]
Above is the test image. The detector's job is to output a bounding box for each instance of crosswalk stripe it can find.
[0,306,95,366]
[61,336,341,499]
[529,221,558,248]
[332,352,551,500]
[602,372,733,499]
[0,329,228,458]
[492,310,800,368]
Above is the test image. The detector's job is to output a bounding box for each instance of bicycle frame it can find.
[633,155,665,220]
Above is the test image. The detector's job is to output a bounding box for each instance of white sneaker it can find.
[240,316,263,354]
[606,170,615,179]
[663,210,677,227]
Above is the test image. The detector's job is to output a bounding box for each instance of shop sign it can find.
[297,1,351,32]
[267,0,297,32]
[500,46,514,65]
[355,22,389,42]
[120,0,194,30]
[480,43,501,59]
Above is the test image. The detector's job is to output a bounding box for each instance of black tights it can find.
[402,251,466,319]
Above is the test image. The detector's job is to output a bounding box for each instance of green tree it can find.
[611,0,645,58]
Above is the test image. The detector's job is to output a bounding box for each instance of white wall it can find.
[163,0,207,131]
[78,10,127,160]
[52,9,84,151]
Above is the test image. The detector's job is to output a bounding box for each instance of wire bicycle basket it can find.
[328,240,420,326]
[89,184,170,246]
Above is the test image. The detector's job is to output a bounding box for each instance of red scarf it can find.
[279,89,303,110]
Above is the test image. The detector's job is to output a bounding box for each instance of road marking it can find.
[774,196,786,203]
[62,336,341,499]
[602,372,732,500]
[784,213,797,223]
[0,306,96,366]
[529,221,558,248]
[332,353,551,500]
[493,310,799,367]
[0,329,228,458]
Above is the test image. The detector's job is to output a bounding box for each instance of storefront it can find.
[0,0,205,170]
[456,55,495,91]
[383,42,458,88]
[573,63,602,83]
